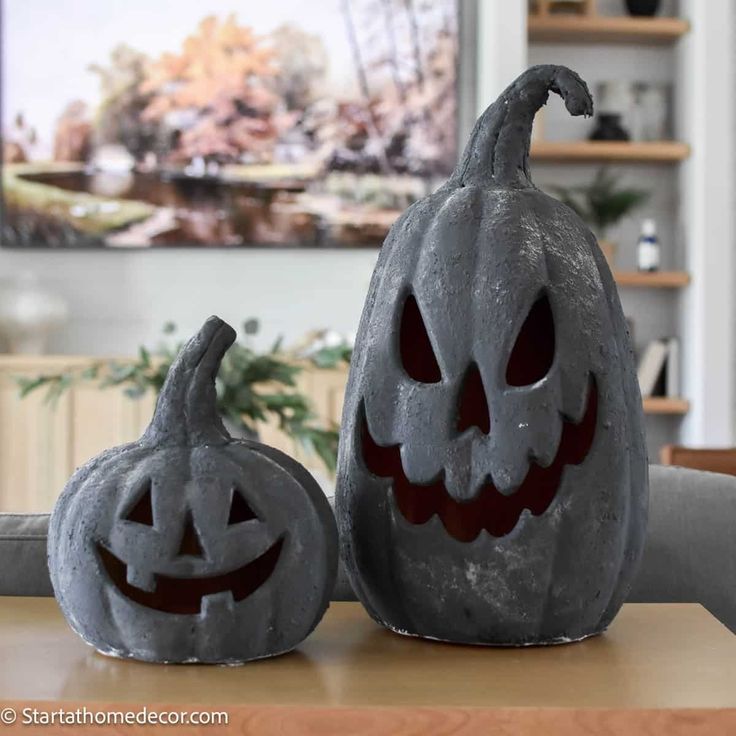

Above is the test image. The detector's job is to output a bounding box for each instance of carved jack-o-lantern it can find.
[336,66,648,645]
[49,317,337,663]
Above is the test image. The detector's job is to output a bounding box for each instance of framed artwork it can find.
[1,0,473,249]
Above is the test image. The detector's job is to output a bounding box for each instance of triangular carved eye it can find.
[125,481,154,526]
[228,488,257,525]
[506,293,555,387]
[400,293,442,383]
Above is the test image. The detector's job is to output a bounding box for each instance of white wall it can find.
[677,0,735,447]
[0,248,379,353]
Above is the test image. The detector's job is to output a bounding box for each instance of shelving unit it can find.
[528,15,690,45]
[526,6,693,455]
[531,141,690,163]
[614,271,690,289]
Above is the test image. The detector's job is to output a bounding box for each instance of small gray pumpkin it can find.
[336,65,648,645]
[49,316,337,663]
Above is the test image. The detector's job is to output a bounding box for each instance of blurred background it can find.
[0,0,733,510]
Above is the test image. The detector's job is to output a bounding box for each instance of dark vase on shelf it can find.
[624,0,661,16]
[589,113,630,142]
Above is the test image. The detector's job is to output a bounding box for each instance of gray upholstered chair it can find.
[628,465,736,633]
[2,466,735,633]
[0,513,53,596]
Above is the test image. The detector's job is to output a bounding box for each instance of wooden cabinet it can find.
[0,356,347,512]
[257,364,348,482]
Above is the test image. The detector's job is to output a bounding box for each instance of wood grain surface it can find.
[0,599,735,734]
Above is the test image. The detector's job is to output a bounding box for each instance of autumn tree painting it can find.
[89,45,160,162]
[139,15,284,164]
[1,0,459,248]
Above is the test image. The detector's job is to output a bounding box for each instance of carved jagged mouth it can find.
[96,537,284,615]
[361,379,598,542]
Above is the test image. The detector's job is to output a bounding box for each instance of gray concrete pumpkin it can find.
[49,316,337,663]
[335,65,648,645]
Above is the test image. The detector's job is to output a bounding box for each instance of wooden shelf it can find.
[531,141,690,163]
[528,15,690,45]
[614,271,690,289]
[643,397,690,415]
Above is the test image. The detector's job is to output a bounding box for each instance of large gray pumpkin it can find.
[49,316,337,663]
[335,65,648,645]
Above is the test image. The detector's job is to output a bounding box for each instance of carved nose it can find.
[457,362,491,434]
[177,511,204,558]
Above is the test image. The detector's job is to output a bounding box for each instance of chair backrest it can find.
[660,444,736,476]
[629,465,736,633]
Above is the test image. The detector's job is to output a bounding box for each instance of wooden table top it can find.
[0,599,734,734]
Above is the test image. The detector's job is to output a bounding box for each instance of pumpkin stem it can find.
[142,316,236,447]
[452,65,593,189]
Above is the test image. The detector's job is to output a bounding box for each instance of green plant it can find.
[17,319,352,474]
[548,168,650,240]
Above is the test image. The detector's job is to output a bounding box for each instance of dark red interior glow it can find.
[97,537,284,615]
[457,363,491,434]
[125,482,154,526]
[228,489,258,524]
[361,377,598,542]
[506,294,556,386]
[399,293,442,383]
[177,511,205,558]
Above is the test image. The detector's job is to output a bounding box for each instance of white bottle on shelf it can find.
[637,218,661,272]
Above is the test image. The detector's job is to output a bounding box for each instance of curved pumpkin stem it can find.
[142,316,236,447]
[453,65,593,190]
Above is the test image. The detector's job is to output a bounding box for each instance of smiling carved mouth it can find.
[96,537,284,615]
[361,378,598,542]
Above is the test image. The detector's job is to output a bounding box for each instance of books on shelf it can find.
[664,337,680,399]
[637,337,680,398]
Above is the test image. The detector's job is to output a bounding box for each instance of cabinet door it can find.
[69,385,155,472]
[0,369,73,512]
[0,357,348,511]
[0,357,155,513]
